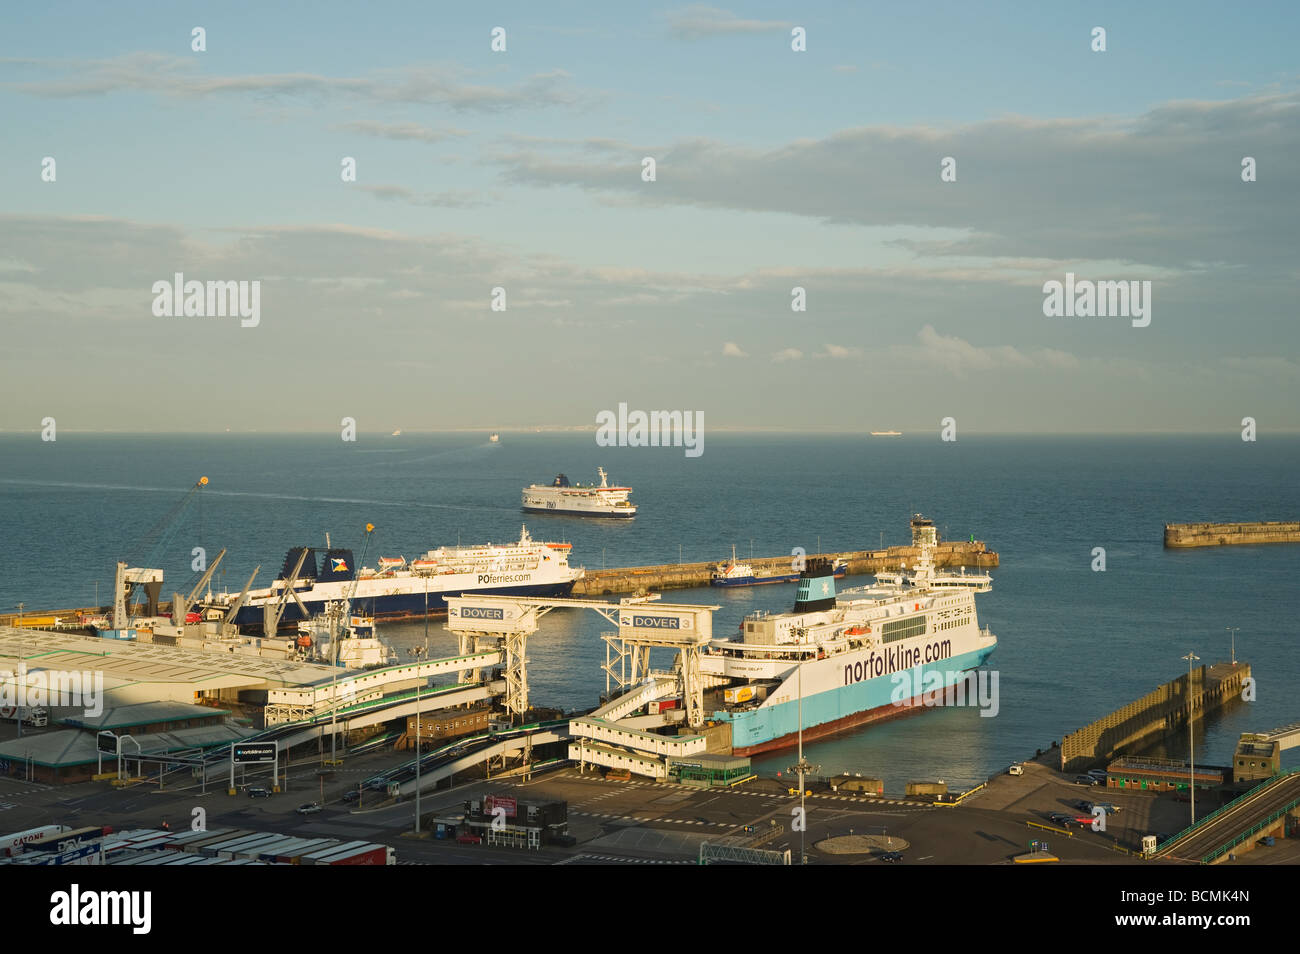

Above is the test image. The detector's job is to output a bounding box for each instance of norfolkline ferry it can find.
[205,526,583,626]
[701,517,997,755]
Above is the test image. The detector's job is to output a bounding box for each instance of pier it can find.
[1059,662,1251,775]
[571,539,997,596]
[1164,520,1300,548]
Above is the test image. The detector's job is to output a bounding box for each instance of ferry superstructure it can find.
[205,526,583,627]
[701,517,997,755]
[522,468,636,518]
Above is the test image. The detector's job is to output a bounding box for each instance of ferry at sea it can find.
[522,467,636,517]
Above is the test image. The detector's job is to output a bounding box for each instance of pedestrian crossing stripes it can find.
[571,810,728,828]
[557,854,691,865]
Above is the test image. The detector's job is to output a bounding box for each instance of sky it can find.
[1,1,1297,433]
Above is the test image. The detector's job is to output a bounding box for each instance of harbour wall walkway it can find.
[1060,662,1252,774]
[571,540,997,597]
[1165,521,1300,548]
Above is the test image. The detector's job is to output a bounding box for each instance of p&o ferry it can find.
[206,526,583,626]
[522,468,636,517]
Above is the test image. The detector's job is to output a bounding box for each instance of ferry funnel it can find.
[794,558,837,613]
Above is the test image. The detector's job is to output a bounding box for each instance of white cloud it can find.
[818,344,860,359]
[667,6,793,39]
[722,341,748,357]
[772,348,803,362]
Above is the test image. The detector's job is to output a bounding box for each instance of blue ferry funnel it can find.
[794,559,837,612]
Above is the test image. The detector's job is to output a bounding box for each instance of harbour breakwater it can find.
[571,540,997,597]
[1164,521,1300,548]
[1059,662,1251,774]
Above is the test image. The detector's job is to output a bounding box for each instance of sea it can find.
[1,432,1297,788]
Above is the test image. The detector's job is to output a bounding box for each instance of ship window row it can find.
[882,616,929,643]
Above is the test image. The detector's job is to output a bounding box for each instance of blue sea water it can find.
[1,432,1296,788]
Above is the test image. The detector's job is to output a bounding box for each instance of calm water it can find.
[2,432,1297,787]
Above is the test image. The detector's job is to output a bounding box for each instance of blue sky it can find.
[2,1,1297,432]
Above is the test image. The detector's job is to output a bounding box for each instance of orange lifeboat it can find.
[844,625,871,637]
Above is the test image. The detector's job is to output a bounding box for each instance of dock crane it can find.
[326,523,375,665]
[169,548,227,629]
[110,476,210,632]
[324,523,374,767]
[261,548,311,636]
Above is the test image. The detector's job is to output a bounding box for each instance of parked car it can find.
[247,787,271,798]
[296,802,322,815]
[1008,764,1024,776]
[1257,836,1275,848]
[456,833,482,845]
[1048,812,1077,828]
[1087,769,1108,782]
[1075,800,1094,812]
[1074,775,1100,786]
[341,789,361,803]
[1093,802,1121,815]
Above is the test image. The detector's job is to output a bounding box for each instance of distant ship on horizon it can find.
[870,430,902,436]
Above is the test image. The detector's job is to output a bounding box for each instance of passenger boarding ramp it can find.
[448,594,723,781]
[445,594,718,724]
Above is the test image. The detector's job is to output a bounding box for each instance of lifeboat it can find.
[377,557,406,570]
[296,634,313,648]
[411,559,438,571]
[844,625,871,636]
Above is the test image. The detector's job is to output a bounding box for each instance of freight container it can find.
[1,825,68,857]
[174,828,242,854]
[324,844,392,866]
[197,830,258,858]
[300,840,369,865]
[723,686,756,705]
[647,698,681,714]
[218,833,285,860]
[264,837,337,864]
[237,835,299,861]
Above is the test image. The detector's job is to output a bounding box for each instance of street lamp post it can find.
[786,662,818,865]
[1225,627,1239,666]
[411,645,427,834]
[1182,651,1200,828]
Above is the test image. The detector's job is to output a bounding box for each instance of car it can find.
[1074,775,1100,786]
[1075,800,1094,812]
[1093,802,1121,815]
[1047,812,1077,828]
[295,802,322,815]
[455,834,482,845]
[879,850,903,863]
[364,778,389,791]
[1087,769,1108,781]
[341,789,361,803]
[247,787,271,798]
[1008,764,1024,776]
[1257,836,1275,848]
